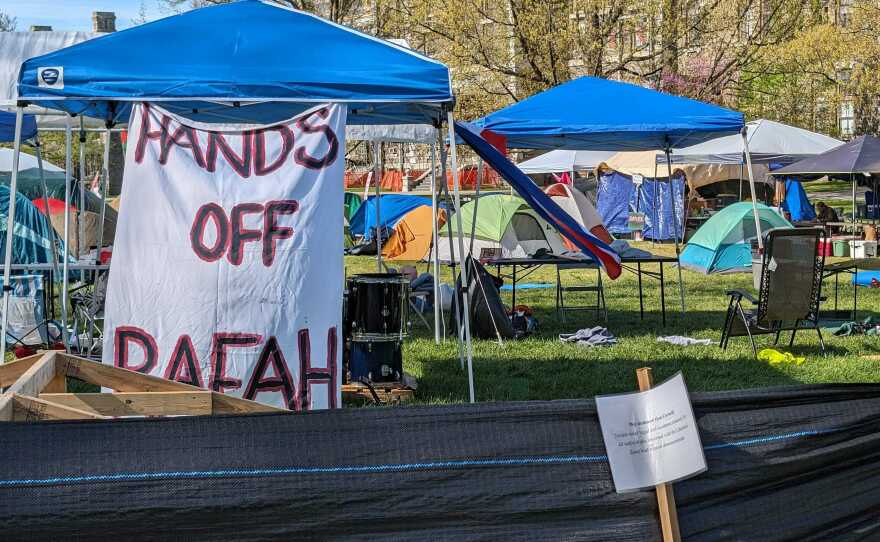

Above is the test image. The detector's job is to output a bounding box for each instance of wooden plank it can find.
[636,367,681,542]
[211,392,285,414]
[39,392,214,417]
[0,352,58,421]
[58,354,285,414]
[13,393,107,421]
[0,353,45,388]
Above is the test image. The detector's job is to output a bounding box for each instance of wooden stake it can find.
[636,367,681,542]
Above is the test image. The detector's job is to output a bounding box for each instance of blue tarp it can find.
[454,122,622,278]
[597,171,636,235]
[639,177,685,241]
[0,111,36,142]
[17,1,452,125]
[349,195,431,239]
[474,76,744,150]
[782,179,816,221]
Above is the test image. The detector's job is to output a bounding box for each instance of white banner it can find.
[103,102,346,410]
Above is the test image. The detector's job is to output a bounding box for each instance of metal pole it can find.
[739,162,744,201]
[852,172,856,237]
[78,117,86,259]
[447,112,475,404]
[61,117,73,351]
[430,141,442,344]
[664,148,685,313]
[96,125,111,256]
[373,143,383,272]
[439,135,466,371]
[0,107,24,362]
[469,158,483,257]
[742,129,763,251]
[33,136,59,279]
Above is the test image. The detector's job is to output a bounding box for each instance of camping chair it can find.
[70,269,108,359]
[720,228,826,357]
[0,274,55,350]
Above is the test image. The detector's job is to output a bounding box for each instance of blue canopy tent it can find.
[349,194,432,239]
[0,111,36,142]
[474,76,746,310]
[8,1,482,400]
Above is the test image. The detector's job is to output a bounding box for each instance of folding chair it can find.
[555,262,607,323]
[70,270,108,359]
[721,228,826,357]
[0,274,54,349]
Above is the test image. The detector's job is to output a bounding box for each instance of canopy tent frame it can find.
[5,1,475,401]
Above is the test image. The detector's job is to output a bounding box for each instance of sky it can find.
[3,0,172,32]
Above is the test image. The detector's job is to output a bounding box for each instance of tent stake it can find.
[0,107,25,363]
[637,367,682,542]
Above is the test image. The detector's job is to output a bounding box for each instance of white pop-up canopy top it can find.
[517,149,616,174]
[7,0,484,402]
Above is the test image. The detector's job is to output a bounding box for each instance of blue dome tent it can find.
[349,194,432,239]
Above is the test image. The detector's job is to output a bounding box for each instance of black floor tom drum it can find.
[346,273,409,342]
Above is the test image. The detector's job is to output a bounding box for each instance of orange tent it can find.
[382,206,447,261]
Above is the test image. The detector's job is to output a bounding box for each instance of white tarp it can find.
[103,102,346,410]
[0,147,63,172]
[346,123,436,143]
[602,150,770,190]
[669,119,843,165]
[517,149,616,174]
[0,31,103,126]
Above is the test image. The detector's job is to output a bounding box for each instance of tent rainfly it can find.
[9,0,483,402]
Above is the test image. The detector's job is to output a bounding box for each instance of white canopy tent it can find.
[668,119,843,165]
[0,148,63,173]
[517,149,616,174]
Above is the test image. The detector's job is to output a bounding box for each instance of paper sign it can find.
[595,372,706,492]
[103,102,346,410]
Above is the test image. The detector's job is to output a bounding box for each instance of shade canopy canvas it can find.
[474,76,744,151]
[601,151,769,191]
[17,1,453,126]
[0,149,63,173]
[517,150,616,174]
[772,135,880,180]
[668,119,843,165]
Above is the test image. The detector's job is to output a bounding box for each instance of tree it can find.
[0,11,16,31]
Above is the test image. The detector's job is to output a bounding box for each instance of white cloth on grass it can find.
[560,326,617,347]
[657,335,713,346]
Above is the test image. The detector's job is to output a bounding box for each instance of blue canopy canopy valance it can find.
[474,76,743,151]
[0,110,36,142]
[16,0,453,126]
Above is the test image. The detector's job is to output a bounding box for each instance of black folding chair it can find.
[721,228,826,357]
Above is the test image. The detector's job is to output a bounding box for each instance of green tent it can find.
[680,202,792,274]
[435,194,566,261]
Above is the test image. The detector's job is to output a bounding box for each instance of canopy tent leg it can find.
[61,117,73,352]
[78,118,86,259]
[430,142,442,344]
[373,143,383,272]
[852,173,856,237]
[33,136,60,280]
[448,112,475,404]
[95,125,111,259]
[438,134,466,369]
[742,129,763,251]
[0,107,25,362]
[739,163,744,201]
[664,148,685,313]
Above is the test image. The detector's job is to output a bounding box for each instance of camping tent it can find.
[544,183,612,247]
[517,150,616,174]
[0,149,63,173]
[349,194,432,239]
[344,192,363,222]
[0,184,59,265]
[680,202,792,274]
[382,205,447,261]
[433,194,567,261]
[781,179,816,221]
[669,119,843,165]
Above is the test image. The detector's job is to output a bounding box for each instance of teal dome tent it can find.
[680,202,792,274]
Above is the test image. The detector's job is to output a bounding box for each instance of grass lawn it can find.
[346,243,880,404]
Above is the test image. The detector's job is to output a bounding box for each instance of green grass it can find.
[347,244,880,404]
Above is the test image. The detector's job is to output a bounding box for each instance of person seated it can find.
[815,201,839,223]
